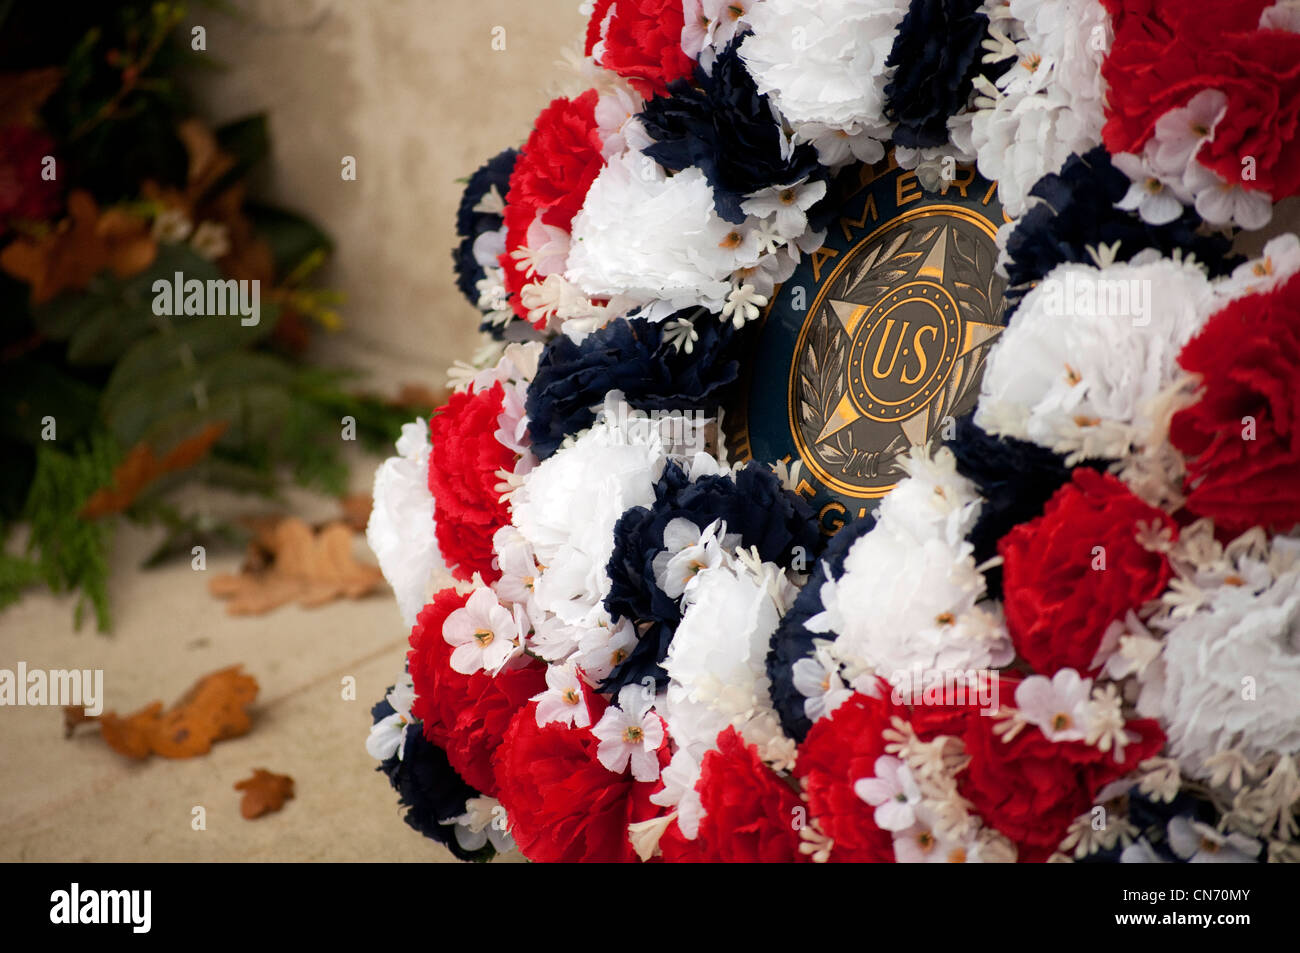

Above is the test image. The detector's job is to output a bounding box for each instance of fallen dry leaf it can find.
[64,665,259,760]
[0,190,156,302]
[80,422,228,518]
[234,768,294,819]
[393,383,449,411]
[208,516,384,615]
[338,493,372,533]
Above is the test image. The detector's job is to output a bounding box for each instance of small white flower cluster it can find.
[1111,90,1273,231]
[682,0,761,73]
[969,0,1111,218]
[860,719,1018,862]
[1125,525,1300,779]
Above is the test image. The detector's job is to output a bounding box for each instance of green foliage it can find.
[247,202,333,276]
[20,433,119,631]
[0,549,43,613]
[213,114,271,193]
[0,2,410,633]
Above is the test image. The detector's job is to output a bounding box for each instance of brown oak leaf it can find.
[393,383,449,412]
[208,516,384,615]
[64,665,259,760]
[338,493,373,533]
[80,422,228,518]
[234,768,294,819]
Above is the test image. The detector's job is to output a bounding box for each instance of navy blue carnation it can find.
[766,514,875,743]
[602,460,821,693]
[453,237,486,305]
[455,147,517,240]
[885,0,992,149]
[370,693,494,862]
[451,148,518,330]
[526,311,745,459]
[638,37,826,223]
[1079,791,1260,864]
[1002,148,1238,312]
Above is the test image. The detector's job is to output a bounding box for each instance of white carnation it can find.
[876,446,983,547]
[366,419,440,628]
[974,257,1218,461]
[511,398,692,627]
[566,152,742,316]
[664,558,793,723]
[809,496,1013,680]
[740,0,909,145]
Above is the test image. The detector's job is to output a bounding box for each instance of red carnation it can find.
[427,382,516,582]
[999,469,1175,676]
[794,690,902,863]
[957,703,1166,862]
[1170,273,1300,535]
[492,698,666,863]
[407,590,546,795]
[687,727,808,863]
[0,125,61,226]
[584,0,696,98]
[499,91,604,325]
[1101,0,1300,199]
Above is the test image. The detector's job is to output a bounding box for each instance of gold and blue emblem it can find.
[727,153,1010,535]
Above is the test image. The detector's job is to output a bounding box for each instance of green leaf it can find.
[0,361,100,444]
[31,244,225,366]
[101,303,277,411]
[212,113,270,194]
[247,202,333,277]
[102,349,295,448]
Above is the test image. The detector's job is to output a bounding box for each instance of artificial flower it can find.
[407,590,547,794]
[1170,272,1300,534]
[998,469,1175,677]
[367,419,440,627]
[591,683,666,780]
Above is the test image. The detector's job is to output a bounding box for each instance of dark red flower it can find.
[492,698,666,862]
[0,125,61,226]
[584,0,696,98]
[999,469,1175,676]
[499,91,604,325]
[794,690,902,863]
[956,703,1166,862]
[1171,272,1300,535]
[688,727,808,863]
[1101,0,1300,200]
[427,382,516,582]
[407,590,546,795]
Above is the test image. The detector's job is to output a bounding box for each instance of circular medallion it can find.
[726,154,1010,535]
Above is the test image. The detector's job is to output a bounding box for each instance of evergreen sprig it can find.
[20,432,119,631]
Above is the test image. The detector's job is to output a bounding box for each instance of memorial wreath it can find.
[365,0,1300,863]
